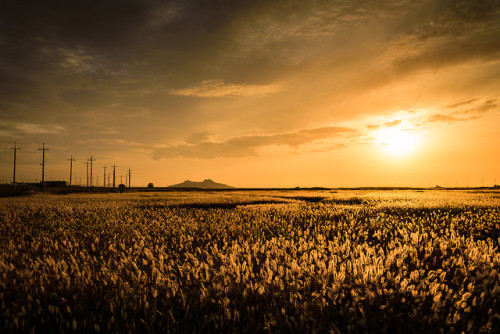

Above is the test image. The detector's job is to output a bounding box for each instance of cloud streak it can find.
[169,80,282,98]
[153,126,356,159]
[426,114,481,123]
[14,123,65,135]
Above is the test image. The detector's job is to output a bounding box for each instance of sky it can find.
[1,0,499,187]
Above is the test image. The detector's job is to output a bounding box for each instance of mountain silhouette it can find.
[168,179,233,189]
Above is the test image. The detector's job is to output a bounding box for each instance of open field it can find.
[1,190,499,333]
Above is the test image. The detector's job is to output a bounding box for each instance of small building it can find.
[42,181,67,188]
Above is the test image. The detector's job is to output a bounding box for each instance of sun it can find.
[374,127,420,156]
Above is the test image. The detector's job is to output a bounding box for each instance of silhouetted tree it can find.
[118,184,125,193]
[148,183,154,188]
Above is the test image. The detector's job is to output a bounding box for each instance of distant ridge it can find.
[168,179,233,189]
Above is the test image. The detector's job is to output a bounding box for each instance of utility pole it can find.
[128,168,131,189]
[120,175,123,185]
[107,174,110,188]
[38,143,49,192]
[88,156,95,187]
[67,155,76,186]
[103,165,107,187]
[84,161,89,187]
[112,163,117,188]
[10,142,21,191]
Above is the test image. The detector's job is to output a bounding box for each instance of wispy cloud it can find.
[367,119,402,129]
[152,126,356,159]
[427,113,482,124]
[100,138,143,146]
[446,98,478,109]
[462,99,498,114]
[169,80,282,98]
[14,123,65,134]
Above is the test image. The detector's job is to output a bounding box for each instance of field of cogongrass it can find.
[1,190,499,333]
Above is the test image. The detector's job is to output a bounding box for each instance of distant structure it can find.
[44,181,67,188]
[4,143,141,191]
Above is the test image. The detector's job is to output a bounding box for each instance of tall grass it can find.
[1,190,499,332]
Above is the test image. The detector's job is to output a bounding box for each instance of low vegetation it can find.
[1,190,499,333]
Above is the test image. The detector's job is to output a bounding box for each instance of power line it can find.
[10,142,21,191]
[67,155,76,186]
[38,143,49,192]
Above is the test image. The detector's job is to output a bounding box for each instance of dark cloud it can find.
[445,98,499,116]
[446,0,500,22]
[446,99,478,109]
[428,114,460,123]
[186,132,214,144]
[427,113,480,123]
[463,99,499,114]
[152,126,356,159]
[377,0,500,79]
[427,98,498,124]
[2,0,498,103]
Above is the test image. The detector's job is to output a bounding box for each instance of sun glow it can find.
[375,127,421,156]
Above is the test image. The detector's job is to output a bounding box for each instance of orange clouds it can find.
[169,80,283,98]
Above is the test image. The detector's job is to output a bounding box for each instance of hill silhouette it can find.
[168,179,233,189]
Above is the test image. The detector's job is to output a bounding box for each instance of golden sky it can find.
[1,0,499,187]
